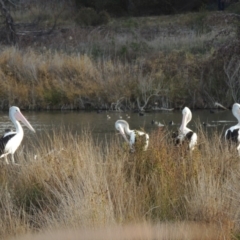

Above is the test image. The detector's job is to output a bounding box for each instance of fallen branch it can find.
[214,102,228,110]
[152,107,174,111]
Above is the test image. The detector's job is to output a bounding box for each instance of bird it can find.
[210,109,215,114]
[0,106,35,164]
[225,103,240,155]
[174,107,197,151]
[169,121,175,125]
[115,119,149,152]
[202,122,217,127]
[151,120,164,127]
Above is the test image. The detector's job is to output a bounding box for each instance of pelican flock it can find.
[175,106,197,151]
[225,103,240,154]
[1,103,239,165]
[0,106,35,164]
[115,119,149,152]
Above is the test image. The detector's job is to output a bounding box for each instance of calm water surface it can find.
[0,109,237,143]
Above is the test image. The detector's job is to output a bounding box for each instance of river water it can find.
[0,108,236,143]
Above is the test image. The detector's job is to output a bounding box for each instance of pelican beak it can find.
[180,112,187,133]
[15,111,36,133]
[118,126,130,144]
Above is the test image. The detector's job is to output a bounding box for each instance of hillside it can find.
[0,1,239,110]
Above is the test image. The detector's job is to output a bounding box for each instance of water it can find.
[0,109,236,142]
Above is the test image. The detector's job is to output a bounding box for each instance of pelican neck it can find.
[10,116,23,134]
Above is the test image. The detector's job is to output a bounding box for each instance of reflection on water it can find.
[0,109,237,143]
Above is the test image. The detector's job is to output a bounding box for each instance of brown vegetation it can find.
[0,126,239,239]
[0,1,239,110]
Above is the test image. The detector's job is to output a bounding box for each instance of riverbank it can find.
[0,7,239,111]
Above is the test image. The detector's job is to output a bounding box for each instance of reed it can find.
[0,125,239,239]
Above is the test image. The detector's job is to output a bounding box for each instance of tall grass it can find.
[0,43,229,110]
[0,125,240,239]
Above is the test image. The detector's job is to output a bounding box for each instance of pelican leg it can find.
[4,156,9,164]
[11,154,15,164]
[130,145,135,153]
[237,144,240,156]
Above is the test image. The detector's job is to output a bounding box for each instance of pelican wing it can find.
[132,130,149,151]
[188,132,197,151]
[186,131,194,140]
[225,128,240,143]
[0,133,16,156]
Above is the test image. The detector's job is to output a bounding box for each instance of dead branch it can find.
[152,106,174,111]
[110,97,125,111]
[137,94,161,111]
[214,102,228,110]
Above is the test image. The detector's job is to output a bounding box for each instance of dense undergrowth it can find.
[0,2,240,110]
[0,126,239,239]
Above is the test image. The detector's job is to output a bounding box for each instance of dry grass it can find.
[10,222,222,240]
[0,42,228,110]
[0,10,237,109]
[0,125,240,239]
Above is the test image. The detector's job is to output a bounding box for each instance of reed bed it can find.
[0,125,239,239]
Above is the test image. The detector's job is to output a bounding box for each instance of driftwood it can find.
[214,102,228,110]
[152,107,174,111]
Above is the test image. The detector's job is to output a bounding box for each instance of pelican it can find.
[0,106,35,164]
[175,107,197,151]
[225,103,240,154]
[115,119,149,152]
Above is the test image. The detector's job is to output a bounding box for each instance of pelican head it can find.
[232,103,240,123]
[180,107,192,133]
[9,106,35,133]
[115,120,130,144]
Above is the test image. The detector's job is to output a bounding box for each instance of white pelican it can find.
[0,106,35,164]
[175,107,197,151]
[225,103,240,154]
[115,119,149,152]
